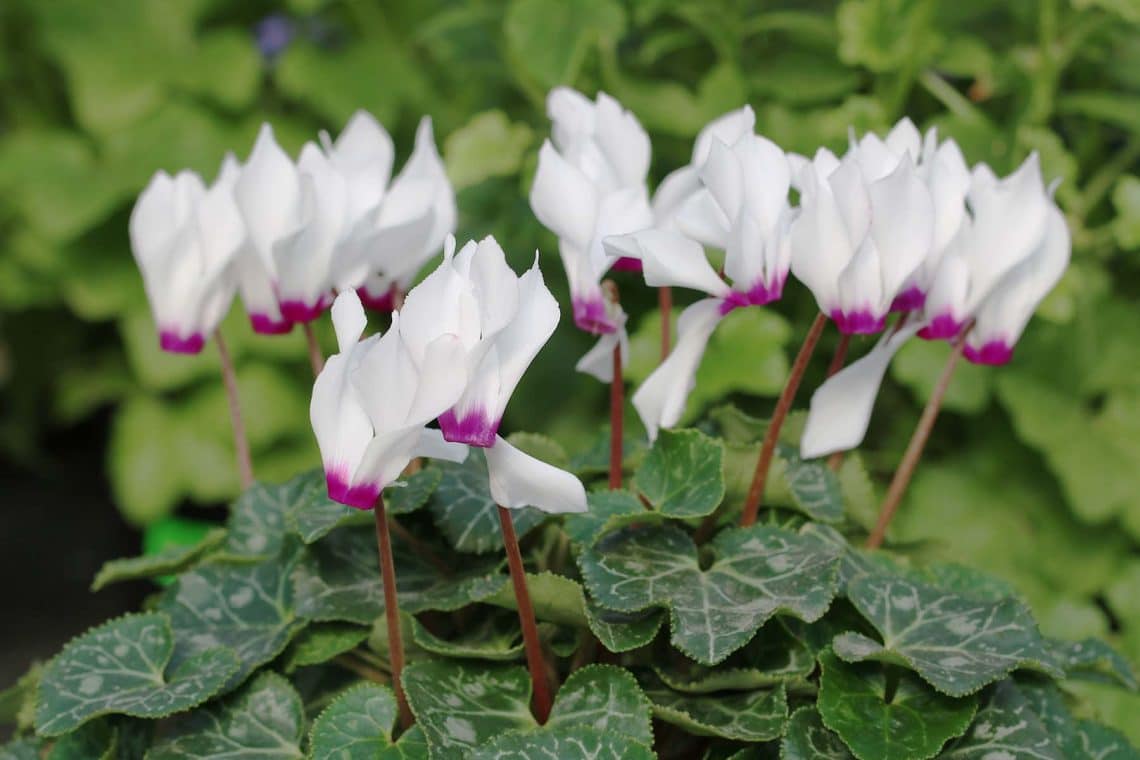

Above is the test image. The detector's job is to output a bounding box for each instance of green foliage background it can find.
[1,0,1139,733]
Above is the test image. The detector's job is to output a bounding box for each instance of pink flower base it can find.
[890,286,926,312]
[357,285,401,313]
[280,295,333,323]
[572,297,617,335]
[829,309,887,335]
[250,313,294,335]
[610,256,644,273]
[964,340,1014,365]
[159,331,205,354]
[325,469,381,509]
[439,408,498,448]
[917,313,967,341]
[718,277,786,315]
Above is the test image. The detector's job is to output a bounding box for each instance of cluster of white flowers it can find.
[310,236,586,514]
[129,112,454,352]
[529,88,1069,455]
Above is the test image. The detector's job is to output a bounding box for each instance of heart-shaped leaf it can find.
[403,661,652,757]
[147,672,304,759]
[776,443,844,523]
[834,575,1062,696]
[45,718,115,760]
[482,571,588,628]
[467,725,654,760]
[1016,679,1138,760]
[291,526,504,624]
[817,650,977,760]
[35,613,237,737]
[308,683,401,760]
[643,678,787,741]
[580,524,841,664]
[634,429,725,518]
[781,706,854,759]
[1048,637,1137,690]
[410,613,562,662]
[158,553,305,688]
[428,451,546,554]
[223,476,313,559]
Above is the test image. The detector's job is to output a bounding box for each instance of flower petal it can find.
[800,324,920,458]
[234,123,301,269]
[485,436,587,514]
[631,298,724,440]
[575,326,628,383]
[529,140,598,249]
[692,105,755,166]
[866,155,934,305]
[604,229,728,296]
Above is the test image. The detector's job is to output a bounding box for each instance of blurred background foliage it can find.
[2,0,1140,737]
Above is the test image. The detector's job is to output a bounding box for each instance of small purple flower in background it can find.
[254,14,295,60]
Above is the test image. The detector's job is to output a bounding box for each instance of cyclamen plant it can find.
[4,94,1135,760]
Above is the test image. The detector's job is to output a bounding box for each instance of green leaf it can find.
[0,663,40,734]
[428,451,546,554]
[288,468,441,545]
[836,0,942,73]
[580,524,841,664]
[1111,175,1140,250]
[444,111,534,191]
[468,725,654,760]
[775,443,844,523]
[224,478,305,559]
[483,571,588,628]
[292,526,503,624]
[654,618,816,693]
[175,30,261,111]
[308,683,399,760]
[1060,92,1140,134]
[282,623,369,673]
[148,672,304,759]
[644,679,788,741]
[939,680,1061,759]
[0,739,43,760]
[46,718,116,760]
[817,650,976,760]
[402,661,534,756]
[274,40,412,126]
[634,428,725,518]
[35,613,237,737]
[91,529,225,591]
[158,551,305,688]
[545,665,653,745]
[781,706,854,759]
[569,428,647,477]
[834,575,1063,696]
[564,490,645,547]
[1016,679,1137,760]
[410,614,530,662]
[503,0,625,89]
[585,600,664,653]
[1048,637,1137,690]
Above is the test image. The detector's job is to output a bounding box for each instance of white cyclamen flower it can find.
[129,157,244,353]
[790,151,935,334]
[799,155,1065,459]
[233,123,303,334]
[310,291,469,509]
[327,115,456,311]
[603,129,793,439]
[530,88,654,335]
[397,235,587,514]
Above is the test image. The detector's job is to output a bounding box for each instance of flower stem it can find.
[739,312,828,527]
[215,332,253,490]
[658,286,672,362]
[373,495,412,729]
[866,329,968,549]
[610,340,624,490]
[302,321,324,377]
[825,333,852,472]
[498,505,553,723]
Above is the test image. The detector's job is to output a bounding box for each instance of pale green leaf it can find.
[91,529,225,591]
[634,428,725,518]
[585,600,664,653]
[483,571,588,628]
[939,680,1061,759]
[308,683,398,760]
[644,679,788,741]
[503,0,625,89]
[564,490,645,547]
[444,111,534,191]
[282,623,369,673]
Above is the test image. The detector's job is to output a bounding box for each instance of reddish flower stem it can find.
[739,313,829,527]
[610,340,624,490]
[215,332,253,490]
[373,496,413,729]
[866,328,969,549]
[658,286,672,362]
[302,322,324,377]
[824,333,852,472]
[498,505,553,723]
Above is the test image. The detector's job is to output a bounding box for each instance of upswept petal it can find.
[530,140,599,249]
[737,134,792,236]
[410,428,469,464]
[234,123,301,271]
[651,165,701,229]
[631,298,724,440]
[604,229,728,296]
[691,105,756,166]
[330,288,367,352]
[866,156,934,303]
[485,436,587,514]
[675,187,732,248]
[594,91,652,189]
[453,235,522,339]
[800,324,921,459]
[397,242,481,359]
[966,203,1070,363]
[547,86,596,151]
[701,139,744,222]
[575,327,628,383]
[790,167,854,314]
